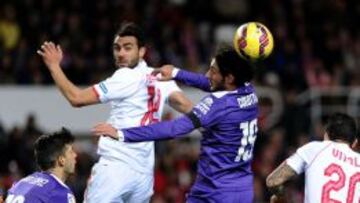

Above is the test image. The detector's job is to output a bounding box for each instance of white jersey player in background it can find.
[266,112,360,203]
[37,22,193,203]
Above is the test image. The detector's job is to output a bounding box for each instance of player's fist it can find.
[152,64,175,81]
[37,41,63,70]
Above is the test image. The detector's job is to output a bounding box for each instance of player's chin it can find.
[116,62,129,68]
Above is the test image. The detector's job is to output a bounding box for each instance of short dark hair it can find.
[34,128,75,171]
[215,45,254,87]
[115,22,145,47]
[325,113,358,144]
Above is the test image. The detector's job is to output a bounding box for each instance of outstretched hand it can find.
[37,41,63,70]
[92,123,119,140]
[152,64,175,81]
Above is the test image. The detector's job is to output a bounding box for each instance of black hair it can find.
[325,113,358,144]
[215,45,255,87]
[115,22,145,47]
[34,127,75,171]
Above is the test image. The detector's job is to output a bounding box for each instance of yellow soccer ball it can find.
[233,22,274,61]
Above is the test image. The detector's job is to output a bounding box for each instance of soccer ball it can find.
[233,22,274,61]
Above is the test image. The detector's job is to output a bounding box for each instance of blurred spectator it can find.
[0,0,358,202]
[0,4,21,51]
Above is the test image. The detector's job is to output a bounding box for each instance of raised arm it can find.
[37,41,99,107]
[155,65,211,92]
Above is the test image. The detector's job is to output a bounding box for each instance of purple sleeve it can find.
[48,195,65,202]
[175,70,211,92]
[123,116,195,142]
[191,95,225,127]
[123,95,224,142]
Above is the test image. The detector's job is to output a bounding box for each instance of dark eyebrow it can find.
[122,43,134,47]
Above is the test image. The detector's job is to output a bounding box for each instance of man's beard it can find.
[211,79,226,92]
[116,57,139,69]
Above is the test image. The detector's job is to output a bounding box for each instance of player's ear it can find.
[351,138,359,150]
[57,155,66,167]
[225,74,235,85]
[139,46,146,58]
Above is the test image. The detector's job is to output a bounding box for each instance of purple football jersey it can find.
[6,172,75,203]
[123,70,258,202]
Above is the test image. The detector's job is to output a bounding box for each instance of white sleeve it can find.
[286,153,306,175]
[160,81,182,104]
[93,68,141,103]
[286,141,325,174]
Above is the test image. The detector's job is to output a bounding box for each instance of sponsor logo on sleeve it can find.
[194,97,213,115]
[99,82,108,94]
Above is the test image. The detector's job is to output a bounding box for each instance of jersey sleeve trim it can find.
[92,86,100,99]
[186,111,201,128]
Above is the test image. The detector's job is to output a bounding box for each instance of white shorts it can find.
[84,159,153,203]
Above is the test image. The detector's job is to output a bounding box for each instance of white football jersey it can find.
[287,141,360,203]
[92,60,180,174]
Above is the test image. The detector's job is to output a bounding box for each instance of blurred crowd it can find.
[0,0,359,202]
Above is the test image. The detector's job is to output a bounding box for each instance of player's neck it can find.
[47,167,67,183]
[225,84,237,91]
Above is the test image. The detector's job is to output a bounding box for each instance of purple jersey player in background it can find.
[93,46,259,203]
[6,128,77,203]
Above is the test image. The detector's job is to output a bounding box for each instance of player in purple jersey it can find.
[92,46,259,203]
[6,128,77,203]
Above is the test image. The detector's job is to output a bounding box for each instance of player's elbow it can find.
[68,96,85,108]
[169,92,193,114]
[69,100,83,108]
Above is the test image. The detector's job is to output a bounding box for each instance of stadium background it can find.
[0,0,359,202]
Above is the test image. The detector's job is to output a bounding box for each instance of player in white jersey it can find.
[266,113,360,203]
[37,23,193,203]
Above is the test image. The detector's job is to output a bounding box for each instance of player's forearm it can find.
[169,91,193,114]
[266,161,297,195]
[49,65,83,107]
[175,70,211,92]
[122,116,195,142]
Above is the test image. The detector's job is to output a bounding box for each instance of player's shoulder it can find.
[8,172,59,200]
[297,140,333,157]
[303,140,330,148]
[20,172,55,188]
[300,140,331,151]
[195,94,224,114]
[47,175,74,202]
